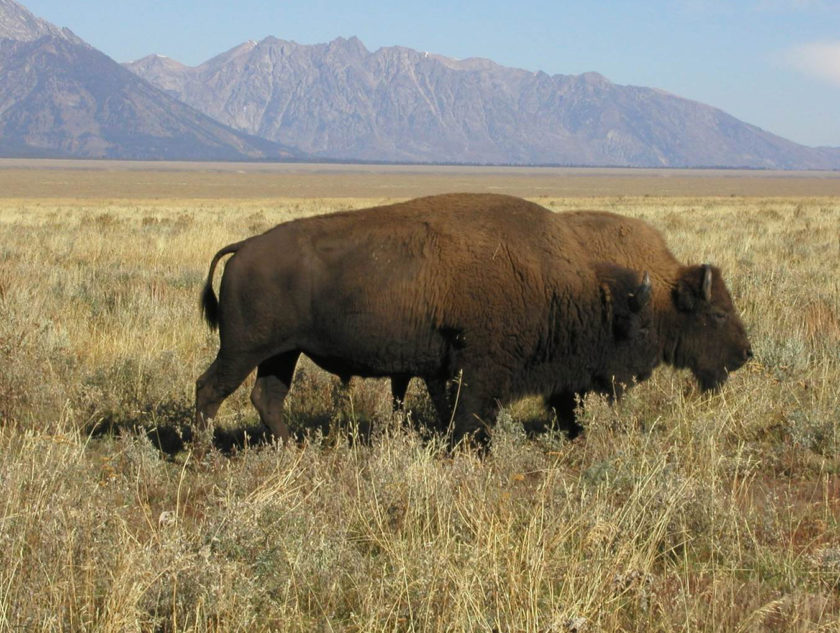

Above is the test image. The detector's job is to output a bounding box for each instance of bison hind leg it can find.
[195,351,262,434]
[250,351,301,442]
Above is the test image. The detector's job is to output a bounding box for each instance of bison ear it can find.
[675,265,714,312]
[629,271,651,313]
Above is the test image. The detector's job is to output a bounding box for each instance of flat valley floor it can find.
[2,159,840,198]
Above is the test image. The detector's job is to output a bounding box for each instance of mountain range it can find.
[126,36,840,169]
[2,0,839,168]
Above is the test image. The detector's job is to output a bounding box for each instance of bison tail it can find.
[201,277,220,331]
[200,240,247,331]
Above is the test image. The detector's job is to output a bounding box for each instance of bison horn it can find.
[702,264,713,302]
[629,271,652,312]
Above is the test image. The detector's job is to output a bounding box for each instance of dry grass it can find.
[0,192,839,632]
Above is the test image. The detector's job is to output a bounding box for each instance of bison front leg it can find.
[390,374,412,411]
[452,394,495,450]
[448,375,497,450]
[545,391,584,439]
[424,376,454,433]
[250,351,300,442]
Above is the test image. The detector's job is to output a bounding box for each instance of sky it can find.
[20,0,840,148]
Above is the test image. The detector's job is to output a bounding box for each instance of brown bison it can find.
[195,193,657,445]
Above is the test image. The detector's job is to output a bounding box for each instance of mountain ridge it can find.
[126,35,840,168]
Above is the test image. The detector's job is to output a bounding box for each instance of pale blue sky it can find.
[20,0,840,147]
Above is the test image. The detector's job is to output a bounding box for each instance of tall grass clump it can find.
[0,194,838,631]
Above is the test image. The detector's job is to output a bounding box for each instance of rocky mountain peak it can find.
[327,35,367,55]
[0,0,81,44]
[0,0,296,160]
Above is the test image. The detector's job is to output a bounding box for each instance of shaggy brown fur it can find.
[196,194,657,445]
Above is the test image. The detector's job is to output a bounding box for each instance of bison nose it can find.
[745,347,754,362]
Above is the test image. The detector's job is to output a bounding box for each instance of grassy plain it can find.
[1,164,839,631]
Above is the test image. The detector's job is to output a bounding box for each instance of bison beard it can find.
[195,193,658,447]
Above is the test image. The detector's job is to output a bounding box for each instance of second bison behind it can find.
[196,193,664,445]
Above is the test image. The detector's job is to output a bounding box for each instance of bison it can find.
[195,193,658,445]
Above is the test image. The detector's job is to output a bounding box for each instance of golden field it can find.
[1,164,839,632]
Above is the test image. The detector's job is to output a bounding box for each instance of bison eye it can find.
[711,310,728,324]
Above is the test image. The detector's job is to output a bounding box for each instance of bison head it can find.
[670,264,752,390]
[595,264,659,397]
